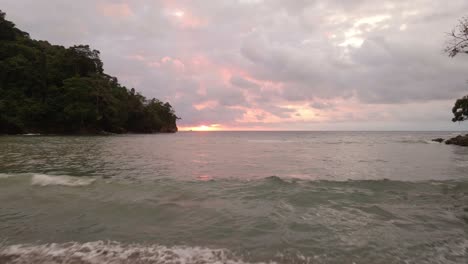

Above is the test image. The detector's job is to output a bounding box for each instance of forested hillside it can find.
[0,10,178,134]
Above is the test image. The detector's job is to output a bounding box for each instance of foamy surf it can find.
[31,174,95,187]
[0,173,15,179]
[0,241,270,264]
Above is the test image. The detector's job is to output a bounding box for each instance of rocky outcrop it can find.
[432,138,445,143]
[445,134,468,146]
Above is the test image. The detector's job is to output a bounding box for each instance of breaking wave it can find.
[31,174,95,187]
[0,241,267,264]
[396,139,440,144]
[0,173,15,179]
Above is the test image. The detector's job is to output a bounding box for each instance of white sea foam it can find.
[0,173,30,179]
[0,173,14,179]
[397,139,435,144]
[31,174,95,187]
[424,140,439,144]
[0,241,272,264]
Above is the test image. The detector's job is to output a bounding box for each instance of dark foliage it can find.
[0,11,178,134]
[446,18,468,123]
[445,17,468,57]
[452,95,468,122]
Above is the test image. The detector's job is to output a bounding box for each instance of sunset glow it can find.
[23,0,466,131]
[182,124,222,131]
[3,1,468,262]
[173,10,184,17]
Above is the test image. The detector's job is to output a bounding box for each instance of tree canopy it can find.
[0,10,178,134]
[446,17,468,122]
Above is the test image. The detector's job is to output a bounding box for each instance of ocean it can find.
[0,131,467,263]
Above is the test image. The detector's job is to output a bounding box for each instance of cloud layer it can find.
[2,0,468,130]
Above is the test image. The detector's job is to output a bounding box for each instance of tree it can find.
[446,18,468,122]
[452,96,468,122]
[445,17,468,57]
[0,10,179,134]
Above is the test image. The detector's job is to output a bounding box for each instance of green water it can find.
[0,132,467,263]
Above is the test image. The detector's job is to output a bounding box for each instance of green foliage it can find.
[447,18,468,123]
[0,10,178,134]
[452,96,468,122]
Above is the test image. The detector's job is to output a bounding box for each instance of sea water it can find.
[0,132,467,263]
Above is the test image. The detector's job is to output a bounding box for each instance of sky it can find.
[1,0,468,131]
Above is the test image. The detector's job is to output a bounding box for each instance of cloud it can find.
[310,101,334,110]
[97,2,133,18]
[1,0,468,130]
[230,75,260,90]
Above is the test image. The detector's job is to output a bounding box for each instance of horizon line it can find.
[178,129,467,132]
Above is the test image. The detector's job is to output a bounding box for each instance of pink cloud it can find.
[125,51,373,128]
[97,3,133,18]
[194,100,219,110]
[145,56,186,72]
[178,13,207,29]
[161,2,207,29]
[126,54,146,62]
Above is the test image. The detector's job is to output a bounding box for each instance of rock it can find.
[445,134,468,146]
[431,138,445,143]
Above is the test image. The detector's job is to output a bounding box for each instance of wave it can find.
[31,174,95,187]
[395,139,439,144]
[0,173,15,179]
[260,176,468,188]
[247,139,292,143]
[0,241,266,264]
[323,141,360,145]
[263,175,300,185]
[1,239,466,264]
